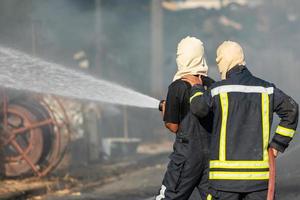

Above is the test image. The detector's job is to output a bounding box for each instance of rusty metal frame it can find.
[0,90,71,177]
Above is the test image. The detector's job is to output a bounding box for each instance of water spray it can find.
[0,46,160,109]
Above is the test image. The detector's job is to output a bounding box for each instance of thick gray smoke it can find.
[0,1,299,198]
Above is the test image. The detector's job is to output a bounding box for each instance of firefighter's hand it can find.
[182,75,203,86]
[271,148,278,158]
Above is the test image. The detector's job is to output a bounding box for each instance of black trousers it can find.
[155,135,210,200]
[208,189,268,200]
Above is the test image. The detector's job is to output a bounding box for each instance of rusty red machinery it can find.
[0,90,71,178]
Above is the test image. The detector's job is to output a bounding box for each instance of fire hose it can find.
[267,148,276,200]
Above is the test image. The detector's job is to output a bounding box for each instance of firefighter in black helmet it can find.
[184,41,299,200]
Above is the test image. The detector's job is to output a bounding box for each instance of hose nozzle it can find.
[158,100,166,112]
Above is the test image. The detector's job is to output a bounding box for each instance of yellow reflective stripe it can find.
[211,92,271,174]
[261,93,270,162]
[190,92,203,103]
[219,93,228,161]
[276,125,295,138]
[207,194,212,200]
[210,160,269,169]
[209,171,269,180]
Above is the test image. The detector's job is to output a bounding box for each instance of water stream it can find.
[0,46,159,109]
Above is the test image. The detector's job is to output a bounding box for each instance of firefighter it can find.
[155,36,215,200]
[184,41,299,200]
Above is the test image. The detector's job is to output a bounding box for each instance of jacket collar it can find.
[226,65,250,79]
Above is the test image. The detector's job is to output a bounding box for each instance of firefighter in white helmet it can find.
[184,41,299,200]
[156,36,215,200]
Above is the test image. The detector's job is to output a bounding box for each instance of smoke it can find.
[0,1,299,196]
[1,0,299,109]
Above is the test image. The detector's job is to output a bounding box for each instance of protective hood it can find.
[173,36,208,81]
[216,41,246,80]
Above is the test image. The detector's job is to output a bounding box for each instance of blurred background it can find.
[0,0,299,199]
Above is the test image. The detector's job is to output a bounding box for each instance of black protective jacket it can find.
[190,66,299,192]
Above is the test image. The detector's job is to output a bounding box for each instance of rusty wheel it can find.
[0,96,55,177]
[0,92,70,177]
[2,104,48,177]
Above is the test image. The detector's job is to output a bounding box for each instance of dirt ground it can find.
[40,162,202,200]
[26,141,174,200]
[26,140,202,200]
[4,140,300,200]
[45,164,166,200]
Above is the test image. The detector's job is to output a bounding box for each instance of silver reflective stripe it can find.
[211,85,274,97]
[155,185,166,200]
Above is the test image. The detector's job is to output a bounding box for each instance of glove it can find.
[201,76,215,88]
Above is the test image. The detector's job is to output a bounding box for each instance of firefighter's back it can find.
[209,66,275,192]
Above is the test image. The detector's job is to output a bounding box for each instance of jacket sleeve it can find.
[189,84,213,118]
[270,87,299,152]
